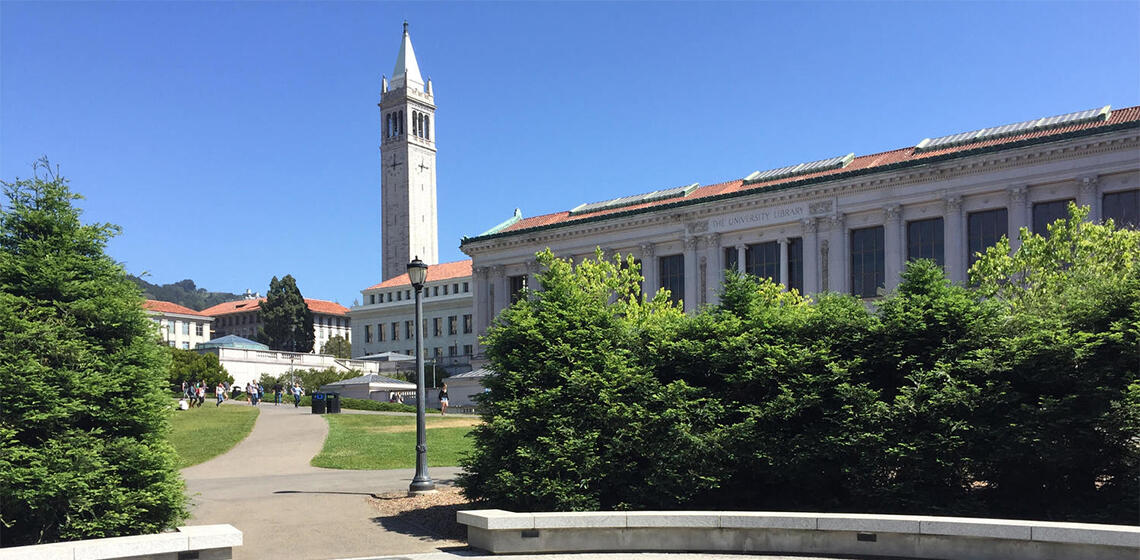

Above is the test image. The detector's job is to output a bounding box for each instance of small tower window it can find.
[424,115,430,140]
[399,111,404,135]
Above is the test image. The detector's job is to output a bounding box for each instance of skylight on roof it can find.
[915,105,1111,152]
[569,183,699,216]
[743,153,855,185]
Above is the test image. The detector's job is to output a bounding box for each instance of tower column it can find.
[683,237,699,311]
[802,218,819,295]
[884,204,903,291]
[640,243,657,299]
[944,196,965,283]
[1009,186,1029,251]
[778,238,789,289]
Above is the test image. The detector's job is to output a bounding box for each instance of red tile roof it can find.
[367,259,473,290]
[199,298,348,317]
[482,105,1140,238]
[143,299,205,316]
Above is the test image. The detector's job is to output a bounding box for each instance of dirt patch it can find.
[364,417,481,433]
[368,485,472,542]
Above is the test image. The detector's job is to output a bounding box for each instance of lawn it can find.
[311,414,477,470]
[169,404,259,468]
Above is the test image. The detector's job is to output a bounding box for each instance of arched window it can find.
[385,113,391,138]
[424,115,430,140]
[399,111,404,135]
[414,112,421,137]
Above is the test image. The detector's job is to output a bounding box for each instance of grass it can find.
[168,404,259,468]
[311,414,477,470]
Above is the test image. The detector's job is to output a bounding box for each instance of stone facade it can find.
[144,300,214,349]
[462,107,1140,350]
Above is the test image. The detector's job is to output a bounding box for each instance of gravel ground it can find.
[368,486,472,542]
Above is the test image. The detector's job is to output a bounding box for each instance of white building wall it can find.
[348,276,476,361]
[200,347,382,389]
[462,128,1140,351]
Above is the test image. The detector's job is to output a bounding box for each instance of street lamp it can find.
[407,257,435,495]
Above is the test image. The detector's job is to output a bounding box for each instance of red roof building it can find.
[143,299,214,350]
[200,297,350,354]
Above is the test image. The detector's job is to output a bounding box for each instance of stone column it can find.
[943,196,965,284]
[640,242,657,299]
[735,244,746,274]
[684,236,699,312]
[1078,176,1100,223]
[777,238,789,289]
[704,233,722,305]
[1009,186,1029,251]
[883,204,903,291]
[802,218,818,295]
[490,265,506,319]
[472,266,489,350]
[526,258,542,292]
[828,214,846,294]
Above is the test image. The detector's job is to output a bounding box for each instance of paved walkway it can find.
[181,402,463,560]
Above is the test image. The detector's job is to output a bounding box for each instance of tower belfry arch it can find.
[380,22,438,281]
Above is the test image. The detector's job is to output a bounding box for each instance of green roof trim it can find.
[476,208,523,237]
[461,120,1138,247]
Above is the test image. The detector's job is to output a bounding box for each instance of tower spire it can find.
[390,21,424,91]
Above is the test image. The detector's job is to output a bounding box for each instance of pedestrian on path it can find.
[292,383,303,407]
[196,382,206,408]
[273,382,283,406]
[438,383,449,415]
[215,382,225,406]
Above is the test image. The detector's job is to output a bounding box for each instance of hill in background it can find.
[130,276,243,311]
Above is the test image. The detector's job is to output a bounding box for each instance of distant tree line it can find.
[460,206,1139,525]
[129,276,242,311]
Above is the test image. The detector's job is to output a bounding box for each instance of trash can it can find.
[311,392,326,414]
[326,392,341,414]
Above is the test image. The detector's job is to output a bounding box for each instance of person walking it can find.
[438,383,449,415]
[257,383,265,406]
[273,382,283,406]
[215,382,225,407]
[291,383,303,408]
[195,382,206,408]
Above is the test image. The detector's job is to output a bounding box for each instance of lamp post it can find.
[407,257,436,495]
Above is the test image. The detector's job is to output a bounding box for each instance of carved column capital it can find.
[490,264,505,278]
[639,242,656,258]
[1008,185,1028,204]
[884,204,902,222]
[526,259,541,273]
[945,195,963,212]
[684,236,700,251]
[1078,175,1099,195]
[827,213,846,229]
[703,232,721,246]
[802,217,818,233]
[474,266,489,278]
[778,237,789,246]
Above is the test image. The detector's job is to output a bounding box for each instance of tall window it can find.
[377,323,386,342]
[850,226,885,298]
[391,322,399,341]
[463,314,472,334]
[724,247,738,272]
[1033,199,1075,237]
[463,282,469,293]
[365,325,373,343]
[370,294,376,304]
[448,315,457,335]
[169,321,176,335]
[1103,189,1139,229]
[907,217,945,267]
[787,238,804,293]
[432,317,442,337]
[463,344,472,355]
[745,241,779,282]
[195,323,204,337]
[968,208,1008,267]
[659,254,685,304]
[509,275,527,303]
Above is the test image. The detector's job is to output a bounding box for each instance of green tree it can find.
[290,367,359,394]
[320,335,351,358]
[0,161,187,545]
[259,275,314,353]
[167,348,232,390]
[459,250,725,511]
[968,204,1140,522]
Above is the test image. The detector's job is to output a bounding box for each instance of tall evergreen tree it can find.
[0,160,187,545]
[259,274,314,352]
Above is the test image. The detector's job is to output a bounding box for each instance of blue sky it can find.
[3,1,1138,305]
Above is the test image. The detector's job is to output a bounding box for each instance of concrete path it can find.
[181,402,463,560]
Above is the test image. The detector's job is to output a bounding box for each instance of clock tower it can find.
[380,22,438,281]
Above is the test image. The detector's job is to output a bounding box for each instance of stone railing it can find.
[0,524,241,560]
[456,510,1139,560]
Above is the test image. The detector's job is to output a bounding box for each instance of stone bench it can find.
[456,510,1140,560]
[0,524,241,560]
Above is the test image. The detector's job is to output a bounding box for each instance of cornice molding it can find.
[461,129,1140,255]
